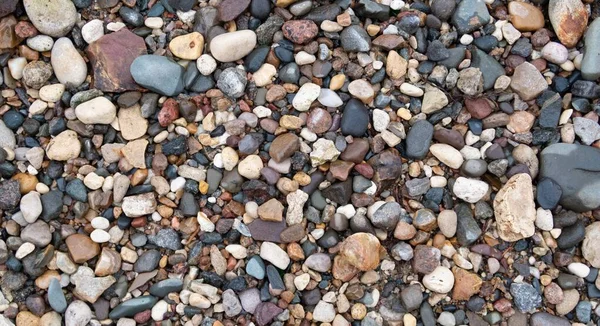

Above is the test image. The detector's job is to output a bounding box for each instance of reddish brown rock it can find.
[433,129,465,149]
[255,302,283,326]
[15,21,37,38]
[86,28,147,92]
[372,34,406,50]
[340,139,370,163]
[282,20,318,44]
[367,148,402,194]
[452,268,483,301]
[464,97,493,119]
[247,219,287,243]
[158,98,180,127]
[133,310,152,324]
[544,282,564,305]
[412,245,440,274]
[339,232,381,271]
[307,108,332,134]
[329,160,354,181]
[332,255,359,281]
[218,0,251,22]
[354,163,374,178]
[66,234,100,263]
[269,133,300,162]
[0,15,22,49]
[548,0,588,48]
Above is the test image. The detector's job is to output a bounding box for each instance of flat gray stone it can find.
[130,55,184,96]
[540,143,600,212]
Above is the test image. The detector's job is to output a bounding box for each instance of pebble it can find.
[46,130,81,161]
[19,191,42,223]
[423,266,454,293]
[582,18,600,80]
[259,242,290,270]
[429,144,463,169]
[26,35,54,52]
[549,0,588,48]
[542,42,569,64]
[75,97,117,125]
[493,173,536,242]
[210,30,257,62]
[508,1,545,31]
[292,82,321,111]
[51,38,87,88]
[452,177,489,203]
[65,301,92,326]
[130,55,185,96]
[23,0,77,37]
[340,25,371,52]
[82,19,104,44]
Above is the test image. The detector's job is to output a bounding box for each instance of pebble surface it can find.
[0,0,600,326]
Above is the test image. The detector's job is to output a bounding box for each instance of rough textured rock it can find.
[87,29,147,92]
[493,173,536,242]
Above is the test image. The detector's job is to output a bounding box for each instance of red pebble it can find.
[15,21,37,38]
[133,310,152,324]
[158,98,179,127]
[354,163,374,179]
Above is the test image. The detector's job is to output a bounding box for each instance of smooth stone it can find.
[539,143,600,212]
[508,1,545,32]
[582,18,600,80]
[536,177,562,209]
[340,25,371,52]
[510,62,548,101]
[530,312,570,326]
[109,296,158,319]
[340,99,369,137]
[65,301,92,326]
[48,278,67,313]
[470,48,505,90]
[75,97,117,125]
[51,38,87,88]
[292,82,320,111]
[131,55,184,96]
[548,0,588,48]
[451,0,490,34]
[405,120,434,159]
[210,30,257,62]
[23,0,77,37]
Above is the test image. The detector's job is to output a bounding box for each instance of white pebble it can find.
[90,229,111,243]
[170,177,186,192]
[81,19,104,44]
[145,17,164,29]
[460,34,473,45]
[568,262,590,278]
[91,216,110,230]
[197,212,215,232]
[15,242,36,259]
[27,35,54,52]
[535,208,553,231]
[8,57,27,80]
[197,54,217,76]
